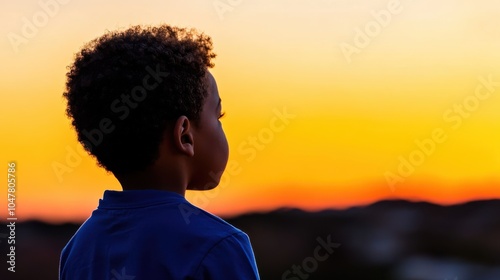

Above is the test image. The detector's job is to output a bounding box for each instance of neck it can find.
[114,166,187,196]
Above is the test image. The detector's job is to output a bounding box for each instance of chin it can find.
[188,180,219,191]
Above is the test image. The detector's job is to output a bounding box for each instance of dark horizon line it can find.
[5,197,500,226]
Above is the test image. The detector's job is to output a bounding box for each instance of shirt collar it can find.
[98,189,186,209]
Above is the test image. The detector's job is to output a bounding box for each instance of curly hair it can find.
[64,25,216,175]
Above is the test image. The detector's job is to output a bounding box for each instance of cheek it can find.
[198,120,229,173]
[199,122,228,187]
[215,122,229,165]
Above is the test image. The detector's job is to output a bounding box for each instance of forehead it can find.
[205,71,219,104]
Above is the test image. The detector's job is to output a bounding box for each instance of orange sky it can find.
[1,0,500,223]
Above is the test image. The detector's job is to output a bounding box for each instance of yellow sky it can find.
[1,0,500,222]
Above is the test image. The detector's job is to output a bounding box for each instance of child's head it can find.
[64,25,228,191]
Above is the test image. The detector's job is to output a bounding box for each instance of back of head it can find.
[64,25,216,176]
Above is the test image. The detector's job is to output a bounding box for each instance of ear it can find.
[173,116,195,157]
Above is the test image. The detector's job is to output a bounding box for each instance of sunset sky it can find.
[1,0,500,223]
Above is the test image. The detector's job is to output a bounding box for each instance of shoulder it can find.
[159,201,260,278]
[175,201,243,238]
[193,231,260,279]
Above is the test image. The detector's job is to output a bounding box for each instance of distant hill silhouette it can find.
[1,199,500,280]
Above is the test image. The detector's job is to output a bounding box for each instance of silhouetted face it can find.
[188,72,229,190]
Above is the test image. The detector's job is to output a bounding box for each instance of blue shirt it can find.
[60,190,260,279]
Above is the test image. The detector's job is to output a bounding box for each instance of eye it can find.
[218,111,226,119]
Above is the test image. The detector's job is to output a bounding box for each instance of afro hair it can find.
[63,25,216,175]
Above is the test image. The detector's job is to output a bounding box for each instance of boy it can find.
[60,25,260,279]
